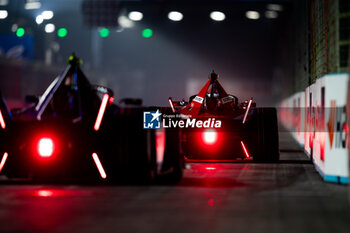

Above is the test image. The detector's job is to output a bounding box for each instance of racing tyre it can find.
[159,128,183,183]
[254,108,279,162]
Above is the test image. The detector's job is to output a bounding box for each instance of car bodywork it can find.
[0,55,183,183]
[169,71,279,162]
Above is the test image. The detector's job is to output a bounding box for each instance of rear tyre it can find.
[160,128,183,183]
[254,108,280,162]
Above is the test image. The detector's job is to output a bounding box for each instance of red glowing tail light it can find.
[94,94,109,131]
[38,138,54,157]
[0,110,6,129]
[92,153,107,179]
[0,152,8,173]
[203,130,218,145]
[240,141,250,158]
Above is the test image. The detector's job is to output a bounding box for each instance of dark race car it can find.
[0,54,183,184]
[169,71,279,162]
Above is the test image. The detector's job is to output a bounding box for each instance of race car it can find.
[0,54,183,183]
[169,71,279,162]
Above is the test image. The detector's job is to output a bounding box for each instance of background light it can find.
[246,11,260,20]
[45,23,55,33]
[265,11,278,19]
[142,28,153,38]
[99,28,110,37]
[16,28,25,37]
[267,4,283,11]
[118,15,134,28]
[36,15,43,24]
[0,10,8,19]
[128,11,143,21]
[24,2,41,10]
[168,11,183,21]
[11,24,18,32]
[210,11,225,21]
[57,28,68,37]
[0,0,8,6]
[42,10,54,20]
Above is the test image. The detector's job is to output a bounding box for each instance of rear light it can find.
[203,130,217,145]
[0,110,6,129]
[168,98,175,113]
[240,141,250,158]
[94,93,109,131]
[156,129,166,173]
[0,152,8,173]
[38,138,54,157]
[242,98,252,124]
[92,153,107,179]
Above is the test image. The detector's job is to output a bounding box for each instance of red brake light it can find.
[0,110,6,129]
[92,153,107,179]
[203,130,217,145]
[38,138,54,157]
[94,93,109,131]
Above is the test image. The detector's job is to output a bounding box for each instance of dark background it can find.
[0,0,291,107]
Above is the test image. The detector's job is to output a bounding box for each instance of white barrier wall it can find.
[279,73,349,184]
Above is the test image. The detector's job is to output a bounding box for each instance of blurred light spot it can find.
[267,4,283,11]
[142,28,153,38]
[37,190,53,197]
[168,11,183,21]
[99,28,110,38]
[210,11,225,21]
[45,23,55,33]
[118,15,134,28]
[57,28,67,37]
[0,110,5,129]
[116,27,124,33]
[51,42,60,52]
[265,11,278,19]
[24,1,41,10]
[16,28,25,37]
[246,11,260,20]
[203,130,217,145]
[92,153,107,179]
[0,10,8,19]
[11,24,18,32]
[36,15,43,24]
[205,167,216,170]
[42,10,53,20]
[0,0,8,6]
[128,11,143,21]
[208,198,214,206]
[0,152,8,173]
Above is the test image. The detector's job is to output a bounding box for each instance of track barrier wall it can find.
[279,73,349,184]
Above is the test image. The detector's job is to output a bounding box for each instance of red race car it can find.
[169,71,279,162]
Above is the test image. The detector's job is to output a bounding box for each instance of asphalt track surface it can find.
[0,132,349,233]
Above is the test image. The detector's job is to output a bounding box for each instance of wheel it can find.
[159,127,183,183]
[254,108,280,162]
[102,108,157,184]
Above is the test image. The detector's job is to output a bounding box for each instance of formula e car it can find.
[169,71,279,162]
[0,54,183,183]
